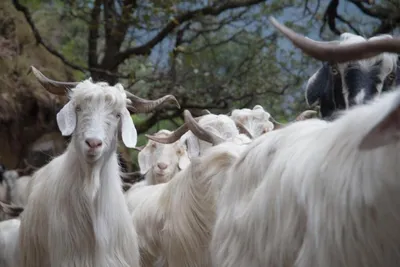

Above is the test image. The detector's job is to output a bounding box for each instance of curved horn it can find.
[146,123,190,144]
[0,201,24,217]
[125,91,180,113]
[146,114,208,144]
[184,110,225,146]
[295,110,318,121]
[233,119,253,139]
[269,115,286,129]
[30,66,79,95]
[269,17,400,63]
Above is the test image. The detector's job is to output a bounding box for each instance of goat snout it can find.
[85,138,103,149]
[157,162,168,170]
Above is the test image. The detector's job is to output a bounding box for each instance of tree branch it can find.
[347,0,385,19]
[88,0,102,68]
[113,0,267,67]
[12,0,86,72]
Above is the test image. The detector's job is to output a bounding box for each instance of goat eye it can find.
[116,113,121,119]
[75,106,81,112]
[388,73,396,80]
[330,66,339,75]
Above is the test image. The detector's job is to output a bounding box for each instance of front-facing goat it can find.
[211,83,400,267]
[125,110,244,267]
[137,129,190,185]
[18,66,179,267]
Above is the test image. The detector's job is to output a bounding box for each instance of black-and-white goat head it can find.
[270,18,400,120]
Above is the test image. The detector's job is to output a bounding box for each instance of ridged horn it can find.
[183,110,225,146]
[30,66,79,95]
[125,91,180,114]
[269,16,400,63]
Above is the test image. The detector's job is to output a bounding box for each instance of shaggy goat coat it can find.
[18,81,140,267]
[211,88,400,267]
[126,143,242,267]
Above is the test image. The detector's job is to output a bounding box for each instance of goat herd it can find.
[0,17,400,267]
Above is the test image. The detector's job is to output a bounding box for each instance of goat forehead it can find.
[341,53,396,72]
[70,80,127,109]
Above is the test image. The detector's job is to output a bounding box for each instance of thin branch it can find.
[347,0,386,19]
[12,0,130,79]
[88,0,102,68]
[114,0,267,67]
[12,0,86,72]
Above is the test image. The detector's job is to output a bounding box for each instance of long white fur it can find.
[18,80,140,267]
[125,142,244,267]
[230,105,274,137]
[138,129,190,185]
[181,113,251,158]
[211,87,400,267]
[0,219,20,267]
[1,170,31,207]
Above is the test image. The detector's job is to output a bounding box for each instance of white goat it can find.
[0,218,20,267]
[230,105,274,138]
[147,113,252,159]
[19,66,179,267]
[211,87,400,267]
[126,110,245,267]
[137,129,190,185]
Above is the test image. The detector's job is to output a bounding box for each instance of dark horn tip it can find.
[168,95,181,109]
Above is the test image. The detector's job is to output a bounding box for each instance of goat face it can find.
[305,33,399,119]
[56,80,137,163]
[139,130,190,184]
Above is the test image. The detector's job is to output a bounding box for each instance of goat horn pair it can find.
[146,110,225,146]
[30,66,180,113]
[0,201,24,217]
[269,17,400,63]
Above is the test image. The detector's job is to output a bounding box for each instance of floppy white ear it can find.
[138,148,152,174]
[56,101,76,136]
[186,135,200,159]
[178,149,191,170]
[359,94,400,150]
[121,108,137,148]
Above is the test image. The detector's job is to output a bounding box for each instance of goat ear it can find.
[305,64,330,107]
[138,147,152,174]
[120,108,137,148]
[359,94,400,150]
[56,101,76,136]
[185,134,200,159]
[178,149,190,170]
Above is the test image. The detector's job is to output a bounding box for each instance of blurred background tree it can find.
[1,0,399,171]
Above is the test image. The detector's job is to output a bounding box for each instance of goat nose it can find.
[85,138,102,148]
[157,163,168,170]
